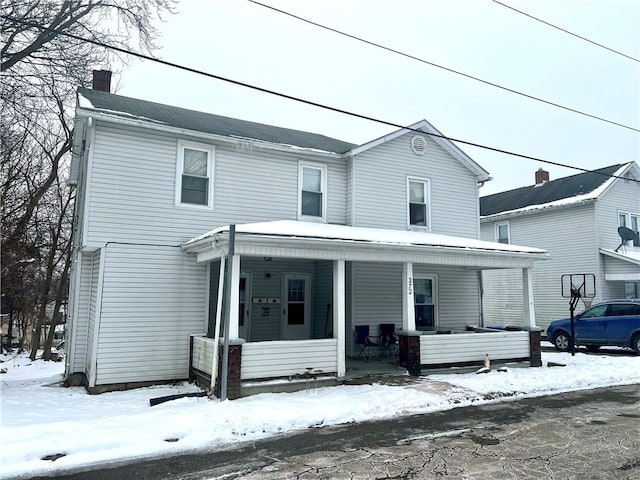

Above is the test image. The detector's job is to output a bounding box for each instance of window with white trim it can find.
[407,177,430,229]
[175,141,214,208]
[496,222,510,244]
[618,211,639,232]
[414,276,437,329]
[298,163,327,222]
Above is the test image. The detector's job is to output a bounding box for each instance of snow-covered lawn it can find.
[2,349,639,479]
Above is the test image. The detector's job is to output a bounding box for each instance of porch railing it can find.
[191,335,216,375]
[419,330,530,365]
[190,336,339,381]
[241,339,338,380]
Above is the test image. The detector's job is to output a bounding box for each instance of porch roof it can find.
[600,247,640,281]
[182,221,548,269]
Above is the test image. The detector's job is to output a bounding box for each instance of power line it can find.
[2,14,638,185]
[493,0,640,63]
[248,0,640,134]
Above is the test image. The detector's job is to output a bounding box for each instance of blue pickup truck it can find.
[546,299,640,354]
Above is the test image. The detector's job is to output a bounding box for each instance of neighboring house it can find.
[480,163,640,332]
[65,71,547,396]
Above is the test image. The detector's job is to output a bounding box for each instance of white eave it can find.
[600,247,640,266]
[182,220,548,268]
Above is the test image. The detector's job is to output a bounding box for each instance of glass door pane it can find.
[414,278,435,329]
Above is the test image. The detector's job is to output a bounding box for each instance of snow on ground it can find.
[1,349,639,479]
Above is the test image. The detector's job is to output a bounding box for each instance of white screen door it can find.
[282,274,310,340]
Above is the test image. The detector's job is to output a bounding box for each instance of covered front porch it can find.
[183,220,548,398]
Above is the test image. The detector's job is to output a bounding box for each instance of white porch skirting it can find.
[241,339,338,380]
[419,331,530,365]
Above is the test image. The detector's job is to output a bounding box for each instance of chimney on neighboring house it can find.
[92,69,112,92]
[535,168,550,185]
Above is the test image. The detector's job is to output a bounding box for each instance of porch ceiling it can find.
[182,220,548,268]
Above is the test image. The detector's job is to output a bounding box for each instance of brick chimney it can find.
[92,70,112,92]
[535,168,549,185]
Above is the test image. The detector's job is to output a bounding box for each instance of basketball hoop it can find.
[560,274,596,356]
[580,297,594,311]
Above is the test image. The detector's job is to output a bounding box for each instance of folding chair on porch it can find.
[354,325,379,361]
[379,323,399,357]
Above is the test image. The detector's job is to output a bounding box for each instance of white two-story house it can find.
[480,163,640,331]
[65,71,547,396]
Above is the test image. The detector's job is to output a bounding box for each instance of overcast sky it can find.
[116,0,640,195]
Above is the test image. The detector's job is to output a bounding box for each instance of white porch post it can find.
[228,254,241,340]
[522,267,536,327]
[333,260,346,377]
[402,262,416,331]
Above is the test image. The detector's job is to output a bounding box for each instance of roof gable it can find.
[480,163,633,217]
[350,119,491,181]
[77,87,356,154]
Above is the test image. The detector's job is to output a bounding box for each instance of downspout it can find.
[220,225,236,401]
[210,257,225,392]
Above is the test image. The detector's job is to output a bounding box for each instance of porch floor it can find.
[341,356,413,385]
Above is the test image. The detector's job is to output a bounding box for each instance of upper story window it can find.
[619,211,639,232]
[175,140,214,208]
[496,222,510,244]
[298,163,327,222]
[407,177,430,229]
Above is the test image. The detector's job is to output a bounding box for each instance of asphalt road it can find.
[30,384,640,480]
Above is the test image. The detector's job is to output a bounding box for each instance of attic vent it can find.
[410,135,427,156]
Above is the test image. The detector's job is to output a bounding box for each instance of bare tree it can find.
[1,0,175,359]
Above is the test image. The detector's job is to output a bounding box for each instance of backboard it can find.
[561,273,596,299]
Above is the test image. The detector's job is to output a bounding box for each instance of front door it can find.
[238,273,251,341]
[282,274,311,340]
[414,277,437,330]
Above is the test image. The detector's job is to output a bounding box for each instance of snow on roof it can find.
[481,164,630,219]
[600,247,640,265]
[77,92,94,109]
[185,220,546,255]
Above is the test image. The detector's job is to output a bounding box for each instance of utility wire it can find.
[493,0,640,63]
[2,14,638,184]
[248,0,640,134]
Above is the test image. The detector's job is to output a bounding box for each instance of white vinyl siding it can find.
[68,251,98,373]
[349,263,481,355]
[85,250,101,379]
[84,123,347,247]
[352,133,480,238]
[420,331,530,365]
[413,264,481,331]
[481,204,598,330]
[175,140,214,208]
[235,257,317,342]
[94,244,207,384]
[241,339,338,379]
